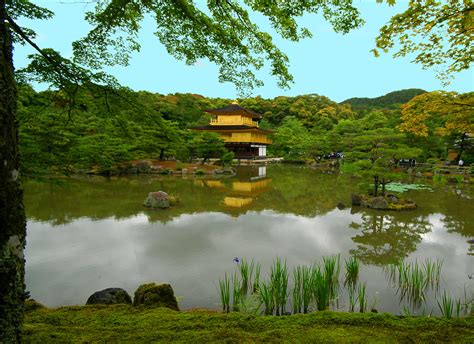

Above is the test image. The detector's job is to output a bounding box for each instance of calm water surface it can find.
[24,165,474,315]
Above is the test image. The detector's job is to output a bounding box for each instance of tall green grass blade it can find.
[358,282,367,313]
[218,273,231,313]
[232,271,241,312]
[437,291,454,319]
[344,257,360,289]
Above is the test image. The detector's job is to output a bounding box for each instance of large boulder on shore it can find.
[133,283,179,311]
[86,288,132,305]
[144,191,170,209]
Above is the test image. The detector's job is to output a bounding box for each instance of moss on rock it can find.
[133,283,179,311]
[352,194,417,211]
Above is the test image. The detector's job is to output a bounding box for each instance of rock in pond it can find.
[336,202,346,210]
[351,194,416,211]
[86,288,132,305]
[133,283,179,311]
[351,194,362,206]
[144,191,170,209]
[369,196,389,210]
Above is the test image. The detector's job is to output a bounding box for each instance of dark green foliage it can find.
[18,86,466,175]
[342,89,427,110]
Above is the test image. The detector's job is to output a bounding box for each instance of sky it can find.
[15,1,473,102]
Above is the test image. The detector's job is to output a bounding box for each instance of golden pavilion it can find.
[192,104,272,158]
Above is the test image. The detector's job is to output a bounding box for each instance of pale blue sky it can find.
[15,1,473,102]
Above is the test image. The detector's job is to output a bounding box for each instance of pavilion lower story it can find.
[226,143,267,159]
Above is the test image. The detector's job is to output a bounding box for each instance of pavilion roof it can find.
[204,104,262,119]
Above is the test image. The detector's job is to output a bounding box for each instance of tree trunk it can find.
[455,132,467,162]
[0,2,26,342]
[159,148,164,161]
[373,176,379,196]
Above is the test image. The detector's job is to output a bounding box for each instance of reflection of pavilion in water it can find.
[194,166,271,208]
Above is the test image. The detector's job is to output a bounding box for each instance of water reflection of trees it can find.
[349,211,432,266]
[24,165,360,225]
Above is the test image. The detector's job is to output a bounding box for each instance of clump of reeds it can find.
[384,259,443,309]
[270,258,289,316]
[292,266,303,314]
[301,266,313,313]
[218,258,262,314]
[323,255,341,306]
[312,266,330,311]
[348,284,357,312]
[344,257,360,289]
[259,281,274,315]
[219,273,231,313]
[232,271,241,312]
[358,282,367,313]
[437,291,454,319]
[239,258,255,296]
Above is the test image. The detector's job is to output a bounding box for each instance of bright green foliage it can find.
[23,306,474,342]
[9,0,365,95]
[374,1,474,83]
[270,117,313,160]
[342,128,422,196]
[189,132,227,163]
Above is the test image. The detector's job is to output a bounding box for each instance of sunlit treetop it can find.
[7,0,364,95]
[399,91,474,137]
[373,0,474,84]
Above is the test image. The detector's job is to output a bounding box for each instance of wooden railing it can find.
[210,117,259,127]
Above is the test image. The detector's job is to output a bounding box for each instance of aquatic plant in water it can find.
[384,259,442,309]
[347,284,357,312]
[270,258,289,315]
[437,291,455,319]
[344,257,360,289]
[384,182,432,193]
[358,283,367,313]
[292,266,303,314]
[218,273,231,313]
[217,256,469,318]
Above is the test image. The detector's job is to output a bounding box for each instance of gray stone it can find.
[370,196,389,209]
[387,194,399,202]
[86,288,132,305]
[144,191,170,209]
[351,194,362,206]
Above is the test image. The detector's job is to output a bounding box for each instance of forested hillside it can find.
[341,89,427,109]
[18,84,473,176]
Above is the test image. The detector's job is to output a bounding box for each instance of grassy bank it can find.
[23,305,474,343]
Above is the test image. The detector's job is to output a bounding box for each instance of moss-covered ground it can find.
[23,305,474,343]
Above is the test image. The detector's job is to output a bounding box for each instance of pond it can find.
[24,165,474,315]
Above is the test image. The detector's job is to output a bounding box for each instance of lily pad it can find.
[385,182,432,193]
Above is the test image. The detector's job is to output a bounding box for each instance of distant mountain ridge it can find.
[341,89,427,108]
